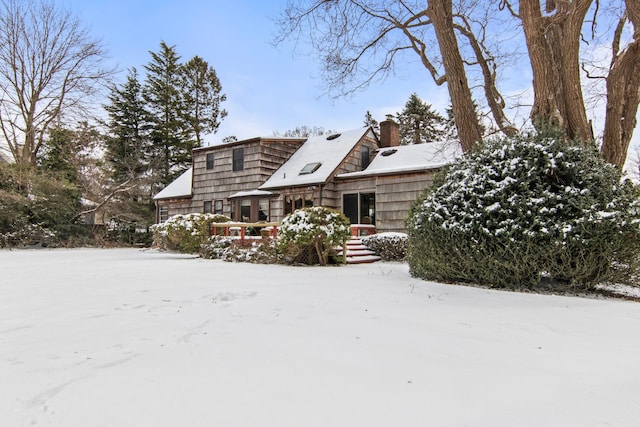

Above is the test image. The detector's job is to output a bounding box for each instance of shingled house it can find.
[153,119,460,233]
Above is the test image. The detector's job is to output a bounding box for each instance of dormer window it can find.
[299,162,322,175]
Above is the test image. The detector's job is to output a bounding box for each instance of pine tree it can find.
[103,68,155,227]
[363,111,379,134]
[396,93,447,145]
[39,127,79,183]
[104,68,150,182]
[144,42,187,185]
[180,56,227,147]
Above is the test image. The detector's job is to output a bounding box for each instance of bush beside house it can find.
[277,207,351,265]
[151,213,231,253]
[362,233,408,261]
[407,132,640,290]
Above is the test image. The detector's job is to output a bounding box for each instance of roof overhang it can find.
[228,189,274,198]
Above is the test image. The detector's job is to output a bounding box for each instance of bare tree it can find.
[277,1,640,168]
[600,0,640,167]
[275,0,514,152]
[517,0,593,141]
[426,0,483,151]
[0,0,111,166]
[508,0,640,168]
[274,125,336,137]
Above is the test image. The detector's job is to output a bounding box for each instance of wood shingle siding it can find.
[374,172,437,233]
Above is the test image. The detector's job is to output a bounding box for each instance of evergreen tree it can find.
[144,42,187,185]
[39,122,102,188]
[103,67,155,228]
[180,56,227,147]
[396,93,447,145]
[363,111,379,134]
[39,127,79,183]
[104,68,150,182]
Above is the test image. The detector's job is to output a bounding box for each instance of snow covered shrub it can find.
[151,213,231,253]
[277,206,351,265]
[200,235,281,264]
[362,232,408,261]
[200,235,234,259]
[407,131,640,290]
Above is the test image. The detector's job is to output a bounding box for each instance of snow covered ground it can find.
[1,248,640,427]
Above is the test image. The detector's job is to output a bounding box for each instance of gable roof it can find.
[260,127,374,190]
[153,168,193,200]
[336,141,461,179]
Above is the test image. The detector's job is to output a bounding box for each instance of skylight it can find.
[381,149,398,157]
[299,162,322,175]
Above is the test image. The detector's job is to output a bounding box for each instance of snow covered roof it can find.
[260,127,373,189]
[153,168,193,200]
[336,141,462,179]
[229,189,273,198]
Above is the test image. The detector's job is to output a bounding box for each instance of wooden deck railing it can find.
[212,222,377,241]
[211,222,281,241]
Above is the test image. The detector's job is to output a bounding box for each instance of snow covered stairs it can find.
[337,238,381,264]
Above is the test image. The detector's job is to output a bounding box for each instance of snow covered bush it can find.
[151,213,231,253]
[277,206,351,265]
[200,236,279,264]
[362,232,408,261]
[407,131,640,290]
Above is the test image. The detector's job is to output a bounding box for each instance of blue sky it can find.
[62,0,450,144]
[60,0,639,163]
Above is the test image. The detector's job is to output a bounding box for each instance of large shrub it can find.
[0,164,82,247]
[151,213,231,253]
[407,132,640,290]
[277,206,351,265]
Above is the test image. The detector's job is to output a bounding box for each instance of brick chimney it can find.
[379,115,400,148]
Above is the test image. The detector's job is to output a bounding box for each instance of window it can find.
[240,199,251,221]
[214,200,223,215]
[343,192,375,225]
[206,153,214,170]
[258,198,269,221]
[159,206,169,222]
[203,201,212,213]
[233,148,244,171]
[284,194,313,215]
[299,162,321,175]
[361,145,370,170]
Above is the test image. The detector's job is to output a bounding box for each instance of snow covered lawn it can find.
[2,248,640,426]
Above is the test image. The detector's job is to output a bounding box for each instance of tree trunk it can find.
[601,1,640,168]
[427,0,483,152]
[520,0,593,142]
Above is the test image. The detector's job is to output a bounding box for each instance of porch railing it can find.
[211,222,280,241]
[211,222,376,242]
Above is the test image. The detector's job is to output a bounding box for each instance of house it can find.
[153,119,461,233]
[153,136,305,222]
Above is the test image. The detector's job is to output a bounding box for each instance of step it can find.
[346,255,382,264]
[336,239,381,264]
[336,248,377,257]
